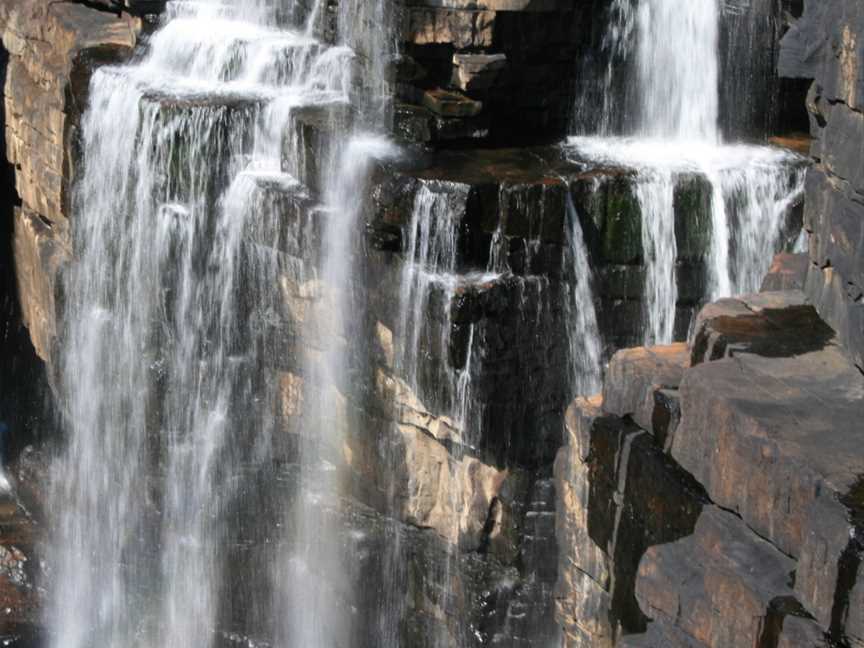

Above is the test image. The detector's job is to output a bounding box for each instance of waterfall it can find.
[564,195,602,395]
[568,0,806,345]
[51,0,394,645]
[635,0,720,142]
[634,172,679,346]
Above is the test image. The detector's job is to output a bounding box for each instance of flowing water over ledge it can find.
[568,0,806,345]
[566,137,806,345]
[52,0,397,645]
[28,0,809,645]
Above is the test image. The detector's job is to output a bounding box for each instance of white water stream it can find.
[569,0,805,345]
[51,0,393,646]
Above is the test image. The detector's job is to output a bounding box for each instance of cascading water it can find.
[51,0,394,646]
[634,0,720,142]
[569,0,805,344]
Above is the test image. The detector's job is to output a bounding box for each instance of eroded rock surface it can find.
[556,290,864,648]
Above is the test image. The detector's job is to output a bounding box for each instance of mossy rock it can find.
[601,177,642,265]
[673,174,713,263]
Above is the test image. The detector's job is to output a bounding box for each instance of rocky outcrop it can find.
[0,0,143,370]
[779,0,864,371]
[555,289,864,648]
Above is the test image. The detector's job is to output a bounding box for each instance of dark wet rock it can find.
[394,102,434,145]
[282,102,354,197]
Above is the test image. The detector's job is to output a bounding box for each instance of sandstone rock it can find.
[794,488,864,646]
[452,53,507,94]
[554,396,615,648]
[405,8,495,49]
[688,290,835,365]
[779,0,864,370]
[674,331,864,561]
[1,0,142,367]
[554,396,708,646]
[619,623,708,648]
[12,207,70,375]
[776,614,830,648]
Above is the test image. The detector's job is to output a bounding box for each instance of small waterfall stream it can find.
[569,0,805,345]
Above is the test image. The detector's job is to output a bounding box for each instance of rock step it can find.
[601,343,689,449]
[281,101,354,197]
[369,146,719,274]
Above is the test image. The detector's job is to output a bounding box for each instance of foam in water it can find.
[51,0,393,646]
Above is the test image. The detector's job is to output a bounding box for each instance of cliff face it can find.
[0,1,856,647]
[1,0,142,373]
[555,289,864,648]
[779,0,864,371]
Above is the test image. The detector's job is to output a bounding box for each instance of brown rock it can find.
[673,343,864,559]
[602,343,688,445]
[760,253,811,292]
[635,506,796,648]
[688,291,835,365]
[421,88,483,118]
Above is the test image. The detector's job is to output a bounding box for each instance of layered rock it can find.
[0,0,143,370]
[779,0,864,370]
[398,0,600,144]
[555,289,864,648]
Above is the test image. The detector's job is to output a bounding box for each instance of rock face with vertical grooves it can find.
[780,0,864,371]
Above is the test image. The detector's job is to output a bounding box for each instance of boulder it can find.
[451,53,507,94]
[688,290,835,365]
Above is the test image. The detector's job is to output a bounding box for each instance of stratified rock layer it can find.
[555,289,864,648]
[780,0,864,371]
